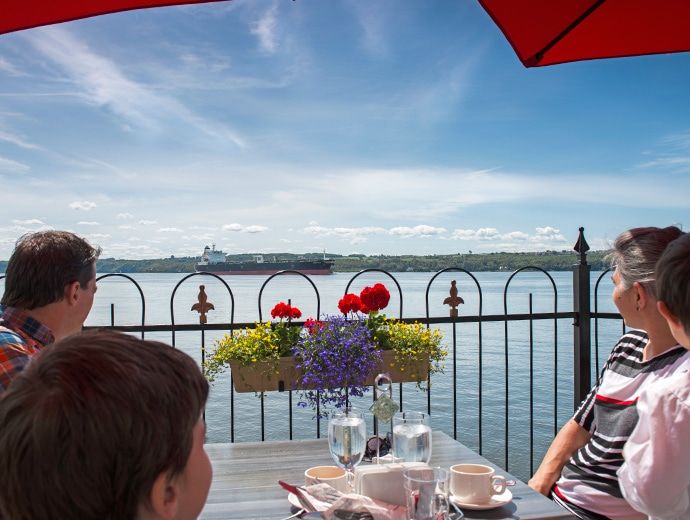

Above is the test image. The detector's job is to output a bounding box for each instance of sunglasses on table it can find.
[363,434,391,461]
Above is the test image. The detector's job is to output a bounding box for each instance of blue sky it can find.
[0,0,688,259]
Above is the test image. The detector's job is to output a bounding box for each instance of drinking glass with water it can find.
[404,466,450,520]
[393,411,432,463]
[328,408,366,489]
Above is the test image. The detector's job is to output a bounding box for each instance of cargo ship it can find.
[195,245,335,275]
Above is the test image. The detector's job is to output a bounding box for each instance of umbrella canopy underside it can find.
[1,0,227,35]
[479,0,690,67]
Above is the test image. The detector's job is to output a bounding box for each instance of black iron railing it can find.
[2,228,623,481]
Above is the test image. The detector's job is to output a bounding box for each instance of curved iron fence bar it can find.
[169,271,235,441]
[257,270,321,322]
[344,269,405,413]
[344,269,403,319]
[0,275,4,281]
[95,273,146,339]
[503,266,558,472]
[424,268,484,452]
[593,269,612,382]
[170,272,236,345]
[257,269,322,440]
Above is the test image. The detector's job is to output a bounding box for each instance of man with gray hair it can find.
[0,230,100,392]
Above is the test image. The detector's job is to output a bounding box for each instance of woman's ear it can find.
[632,281,650,310]
[147,472,179,520]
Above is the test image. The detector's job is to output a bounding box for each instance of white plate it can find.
[450,489,512,510]
[287,492,302,510]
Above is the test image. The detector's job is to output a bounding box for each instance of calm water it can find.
[2,270,623,481]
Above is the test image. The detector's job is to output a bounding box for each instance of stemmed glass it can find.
[328,408,366,490]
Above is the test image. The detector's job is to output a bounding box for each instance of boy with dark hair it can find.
[619,232,690,519]
[0,330,212,520]
[0,230,101,391]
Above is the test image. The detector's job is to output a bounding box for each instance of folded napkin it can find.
[303,484,406,520]
[322,495,406,520]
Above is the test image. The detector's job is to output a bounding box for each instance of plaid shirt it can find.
[0,305,54,393]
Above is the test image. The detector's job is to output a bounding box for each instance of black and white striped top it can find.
[554,330,690,519]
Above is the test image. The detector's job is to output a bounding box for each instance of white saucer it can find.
[450,489,512,510]
[287,492,330,512]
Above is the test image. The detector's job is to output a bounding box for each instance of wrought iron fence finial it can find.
[573,227,590,266]
[443,280,464,318]
[191,285,215,324]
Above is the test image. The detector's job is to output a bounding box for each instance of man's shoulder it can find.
[645,367,690,405]
[0,325,27,347]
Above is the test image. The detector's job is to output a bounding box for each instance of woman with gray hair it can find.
[529,226,690,520]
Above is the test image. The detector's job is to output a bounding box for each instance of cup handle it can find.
[491,475,506,495]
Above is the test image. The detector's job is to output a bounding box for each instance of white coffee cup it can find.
[304,465,349,493]
[450,463,506,504]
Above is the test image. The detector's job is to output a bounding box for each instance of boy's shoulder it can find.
[644,366,690,406]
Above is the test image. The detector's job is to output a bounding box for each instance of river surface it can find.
[84,270,624,480]
[3,270,623,481]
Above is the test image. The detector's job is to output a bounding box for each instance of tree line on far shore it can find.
[0,249,609,274]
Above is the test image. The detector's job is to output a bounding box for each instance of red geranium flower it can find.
[360,283,390,312]
[271,302,287,319]
[304,318,323,334]
[338,293,364,315]
[271,302,302,320]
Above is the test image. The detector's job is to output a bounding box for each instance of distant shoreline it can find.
[2,250,609,274]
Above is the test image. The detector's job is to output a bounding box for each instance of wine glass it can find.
[328,408,366,490]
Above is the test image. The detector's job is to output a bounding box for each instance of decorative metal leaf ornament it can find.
[369,393,399,423]
[370,373,398,422]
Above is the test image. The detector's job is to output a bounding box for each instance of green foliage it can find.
[204,321,302,382]
[384,320,446,382]
[10,250,609,274]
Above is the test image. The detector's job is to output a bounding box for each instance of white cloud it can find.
[118,225,134,230]
[69,200,97,211]
[347,1,388,57]
[661,132,690,150]
[451,228,501,241]
[389,225,446,238]
[243,225,268,233]
[0,57,23,76]
[188,225,217,231]
[534,226,566,242]
[451,227,567,245]
[77,221,100,226]
[0,129,42,150]
[158,227,183,233]
[504,231,529,241]
[26,27,247,148]
[0,155,30,173]
[251,4,278,54]
[303,225,388,244]
[116,212,134,219]
[222,223,268,233]
[12,219,45,226]
[138,219,157,225]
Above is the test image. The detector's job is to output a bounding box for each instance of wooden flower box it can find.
[230,350,430,393]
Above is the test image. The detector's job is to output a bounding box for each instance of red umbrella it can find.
[1,0,228,36]
[479,0,690,67]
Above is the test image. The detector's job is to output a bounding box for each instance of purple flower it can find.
[292,314,381,417]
